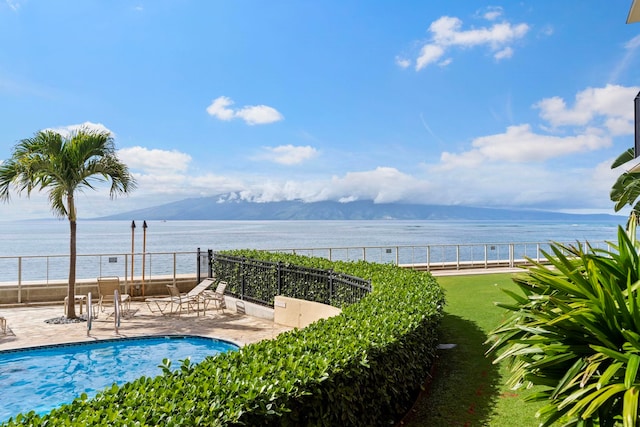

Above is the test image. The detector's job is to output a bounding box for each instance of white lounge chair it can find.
[145,288,175,315]
[201,281,228,313]
[0,316,6,335]
[184,278,215,299]
[96,276,130,318]
[146,278,215,315]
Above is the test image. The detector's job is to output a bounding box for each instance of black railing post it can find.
[207,249,213,278]
[277,262,283,295]
[196,247,202,283]
[241,257,246,300]
[329,270,334,305]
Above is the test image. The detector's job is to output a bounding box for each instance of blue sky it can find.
[1,1,640,220]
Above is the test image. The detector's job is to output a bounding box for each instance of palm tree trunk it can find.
[66,195,77,319]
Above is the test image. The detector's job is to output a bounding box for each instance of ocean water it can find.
[0,218,626,257]
[0,218,626,283]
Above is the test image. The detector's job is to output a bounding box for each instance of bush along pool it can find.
[5,250,445,427]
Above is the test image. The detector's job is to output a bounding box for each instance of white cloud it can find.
[395,56,411,68]
[128,166,431,208]
[627,34,640,50]
[0,152,617,220]
[418,158,616,210]
[482,6,503,21]
[235,105,284,125]
[45,121,114,138]
[610,35,640,82]
[434,84,639,172]
[244,179,321,203]
[190,174,245,194]
[438,58,453,67]
[416,44,445,69]
[206,161,610,212]
[534,84,638,131]
[131,172,188,195]
[417,84,639,211]
[326,167,431,203]
[118,146,191,174]
[494,47,513,60]
[206,96,283,125]
[5,0,21,12]
[205,96,235,121]
[538,25,554,38]
[411,14,529,71]
[436,124,610,170]
[4,81,635,220]
[216,167,432,206]
[257,145,318,165]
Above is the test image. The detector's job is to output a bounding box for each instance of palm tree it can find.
[0,127,136,319]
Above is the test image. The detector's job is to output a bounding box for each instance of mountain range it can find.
[97,196,626,222]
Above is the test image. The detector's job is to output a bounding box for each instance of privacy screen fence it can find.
[211,253,372,308]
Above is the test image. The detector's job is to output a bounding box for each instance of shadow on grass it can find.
[401,314,502,427]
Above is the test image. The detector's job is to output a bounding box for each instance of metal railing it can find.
[0,250,209,286]
[0,240,613,289]
[212,253,372,308]
[272,240,613,270]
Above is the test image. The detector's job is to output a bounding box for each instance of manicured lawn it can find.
[401,273,544,427]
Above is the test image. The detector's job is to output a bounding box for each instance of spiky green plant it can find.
[486,227,640,427]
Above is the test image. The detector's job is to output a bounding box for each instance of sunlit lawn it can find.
[402,273,544,427]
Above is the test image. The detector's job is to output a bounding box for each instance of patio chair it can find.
[0,316,6,334]
[145,284,192,315]
[200,281,228,313]
[145,279,215,315]
[96,276,130,317]
[145,288,175,315]
[177,278,212,298]
[169,284,201,315]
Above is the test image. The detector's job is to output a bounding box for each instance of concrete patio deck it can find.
[0,300,291,351]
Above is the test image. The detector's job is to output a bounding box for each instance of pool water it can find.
[0,335,238,422]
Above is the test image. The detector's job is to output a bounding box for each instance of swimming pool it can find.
[0,335,238,422]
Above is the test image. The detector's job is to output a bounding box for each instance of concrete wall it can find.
[0,278,337,329]
[0,275,201,306]
[273,295,341,328]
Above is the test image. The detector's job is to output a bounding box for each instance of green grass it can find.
[401,273,544,427]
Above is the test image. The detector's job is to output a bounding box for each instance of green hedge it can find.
[5,251,445,426]
[212,250,371,308]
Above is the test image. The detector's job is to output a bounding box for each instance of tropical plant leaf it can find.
[623,386,640,427]
[627,355,640,389]
[552,358,587,399]
[598,362,625,389]
[612,148,636,169]
[578,384,626,419]
[487,228,640,426]
[591,346,630,364]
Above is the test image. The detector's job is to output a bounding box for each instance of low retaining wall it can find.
[273,295,342,328]
[0,275,200,305]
